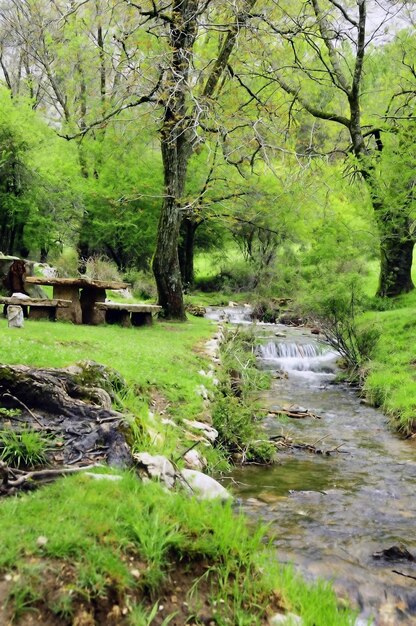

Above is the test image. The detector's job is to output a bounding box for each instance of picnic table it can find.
[24,276,130,324]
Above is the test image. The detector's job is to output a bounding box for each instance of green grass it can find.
[0,473,356,625]
[360,289,416,433]
[0,316,213,422]
[0,307,357,624]
[0,427,52,468]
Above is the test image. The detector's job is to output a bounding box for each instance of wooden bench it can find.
[0,297,71,321]
[92,302,162,327]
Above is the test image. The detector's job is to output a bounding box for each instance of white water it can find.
[258,340,338,375]
[205,305,253,324]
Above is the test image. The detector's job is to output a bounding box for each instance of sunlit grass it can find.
[361,290,416,432]
[0,473,356,625]
[0,316,214,421]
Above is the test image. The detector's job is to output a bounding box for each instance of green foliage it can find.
[0,474,355,625]
[0,407,21,418]
[0,87,80,258]
[6,564,43,621]
[360,290,416,434]
[303,277,380,374]
[124,269,157,300]
[84,255,122,281]
[212,328,274,464]
[0,427,51,469]
[49,247,80,277]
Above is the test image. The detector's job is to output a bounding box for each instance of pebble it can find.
[36,535,48,547]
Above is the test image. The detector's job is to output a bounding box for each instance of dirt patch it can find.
[1,557,284,626]
[149,388,170,416]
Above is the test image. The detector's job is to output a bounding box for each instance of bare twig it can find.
[3,392,44,427]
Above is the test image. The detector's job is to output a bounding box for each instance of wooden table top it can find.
[25,277,130,290]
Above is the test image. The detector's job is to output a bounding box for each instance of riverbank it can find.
[359,290,416,436]
[0,317,355,624]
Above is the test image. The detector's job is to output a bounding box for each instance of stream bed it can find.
[214,313,416,625]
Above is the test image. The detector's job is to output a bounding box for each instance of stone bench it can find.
[0,297,71,321]
[92,302,162,327]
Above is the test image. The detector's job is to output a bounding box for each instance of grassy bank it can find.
[360,290,416,434]
[0,318,355,624]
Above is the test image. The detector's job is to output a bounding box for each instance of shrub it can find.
[0,427,52,468]
[84,255,121,281]
[304,277,380,373]
[124,269,157,300]
[50,247,79,277]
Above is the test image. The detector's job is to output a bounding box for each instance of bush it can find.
[0,427,52,468]
[50,247,79,277]
[124,269,157,300]
[251,299,281,323]
[84,255,121,281]
[303,277,380,373]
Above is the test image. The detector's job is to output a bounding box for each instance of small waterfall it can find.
[205,305,253,324]
[258,340,337,374]
[260,342,322,360]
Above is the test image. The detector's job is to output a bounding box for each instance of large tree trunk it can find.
[376,217,414,297]
[151,0,199,320]
[153,194,186,320]
[178,218,198,290]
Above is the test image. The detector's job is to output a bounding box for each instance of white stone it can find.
[36,535,48,547]
[183,449,206,470]
[196,384,211,401]
[269,613,303,625]
[180,469,232,501]
[7,305,24,328]
[183,419,218,442]
[84,473,122,481]
[133,452,176,489]
[11,292,30,299]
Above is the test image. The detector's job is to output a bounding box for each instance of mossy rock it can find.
[73,360,127,399]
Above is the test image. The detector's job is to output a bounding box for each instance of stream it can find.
[207,307,416,625]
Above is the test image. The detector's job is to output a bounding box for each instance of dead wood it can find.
[392,570,416,581]
[268,433,347,456]
[264,408,323,419]
[0,363,133,480]
[0,461,104,494]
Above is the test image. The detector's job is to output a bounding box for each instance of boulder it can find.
[133,453,176,489]
[7,305,24,328]
[183,449,206,471]
[180,469,232,501]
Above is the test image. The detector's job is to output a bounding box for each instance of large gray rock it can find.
[7,305,24,328]
[133,452,176,489]
[180,469,232,501]
[0,255,47,298]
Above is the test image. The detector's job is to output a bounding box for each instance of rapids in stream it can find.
[211,309,416,625]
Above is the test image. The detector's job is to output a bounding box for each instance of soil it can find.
[0,557,284,626]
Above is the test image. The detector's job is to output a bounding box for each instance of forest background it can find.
[0,1,415,374]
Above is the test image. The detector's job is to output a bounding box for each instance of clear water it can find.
[223,322,416,625]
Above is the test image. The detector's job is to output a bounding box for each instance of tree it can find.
[0,0,262,317]
[0,87,79,258]
[136,0,258,318]
[249,0,415,296]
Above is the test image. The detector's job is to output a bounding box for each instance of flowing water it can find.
[215,315,416,625]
